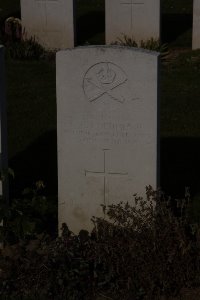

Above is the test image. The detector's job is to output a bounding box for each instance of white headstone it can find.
[56,46,159,233]
[20,0,75,49]
[193,0,200,50]
[105,0,160,45]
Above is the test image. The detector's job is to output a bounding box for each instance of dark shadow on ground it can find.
[161,13,192,44]
[9,130,57,198]
[76,11,105,45]
[160,137,200,198]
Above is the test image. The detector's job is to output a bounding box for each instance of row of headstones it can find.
[20,0,200,50]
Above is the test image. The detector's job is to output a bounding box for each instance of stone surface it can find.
[56,46,159,233]
[105,0,160,45]
[0,46,8,203]
[20,0,75,49]
[193,0,200,49]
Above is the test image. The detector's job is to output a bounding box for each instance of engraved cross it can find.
[85,149,128,204]
[120,0,144,31]
[35,0,57,27]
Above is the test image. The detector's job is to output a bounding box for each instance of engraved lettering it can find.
[64,117,135,145]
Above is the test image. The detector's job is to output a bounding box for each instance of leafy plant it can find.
[5,36,46,60]
[115,34,138,47]
[2,17,47,60]
[140,38,168,56]
[4,17,22,41]
[113,35,169,60]
[91,186,198,299]
[0,187,200,299]
[0,181,57,245]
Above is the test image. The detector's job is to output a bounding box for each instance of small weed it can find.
[2,17,50,60]
[113,34,169,60]
[5,37,46,60]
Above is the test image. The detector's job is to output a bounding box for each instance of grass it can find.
[161,50,200,137]
[6,60,56,159]
[161,0,193,14]
[0,0,200,198]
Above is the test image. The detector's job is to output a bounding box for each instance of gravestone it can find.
[56,46,159,233]
[20,0,75,49]
[193,0,200,49]
[105,0,160,45]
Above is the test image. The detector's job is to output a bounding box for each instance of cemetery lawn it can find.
[0,0,199,197]
[6,60,56,159]
[161,49,200,137]
[162,0,192,14]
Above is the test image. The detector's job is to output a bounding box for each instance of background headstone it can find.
[56,46,159,233]
[192,0,200,49]
[105,0,160,45]
[20,0,75,49]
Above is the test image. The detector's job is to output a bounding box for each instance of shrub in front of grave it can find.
[4,17,22,43]
[0,187,200,300]
[91,186,200,299]
[3,18,46,60]
[0,224,95,299]
[5,35,46,60]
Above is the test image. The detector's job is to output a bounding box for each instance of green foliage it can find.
[161,0,193,14]
[5,37,46,60]
[1,16,44,60]
[140,38,168,55]
[4,17,22,42]
[92,187,198,299]
[115,34,138,47]
[113,35,169,60]
[161,49,200,137]
[1,17,47,60]
[0,181,57,244]
[0,187,200,299]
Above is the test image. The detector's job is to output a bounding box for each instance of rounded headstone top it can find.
[57,45,160,58]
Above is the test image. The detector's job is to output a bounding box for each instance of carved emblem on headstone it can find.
[83,62,127,103]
